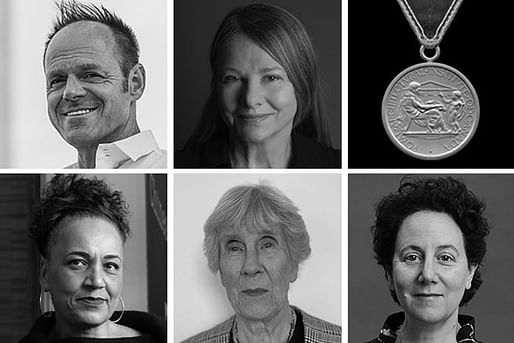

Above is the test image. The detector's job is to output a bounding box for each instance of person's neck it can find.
[76,125,140,168]
[229,132,292,168]
[397,312,460,343]
[235,306,293,343]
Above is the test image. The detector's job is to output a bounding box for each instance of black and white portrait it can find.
[349,174,514,342]
[0,0,166,168]
[174,0,341,168]
[174,174,341,342]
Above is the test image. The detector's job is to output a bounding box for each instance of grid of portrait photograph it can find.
[2,0,508,342]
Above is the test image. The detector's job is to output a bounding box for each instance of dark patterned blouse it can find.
[365,312,481,343]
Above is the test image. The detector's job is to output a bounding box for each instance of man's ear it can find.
[128,63,146,101]
[40,257,49,291]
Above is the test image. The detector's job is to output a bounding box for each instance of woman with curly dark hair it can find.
[365,176,489,343]
[19,175,166,342]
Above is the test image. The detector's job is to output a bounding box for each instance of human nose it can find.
[241,248,264,276]
[418,259,438,284]
[63,75,86,101]
[84,263,106,289]
[241,79,264,109]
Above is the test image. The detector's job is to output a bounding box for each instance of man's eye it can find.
[82,73,103,81]
[49,79,65,88]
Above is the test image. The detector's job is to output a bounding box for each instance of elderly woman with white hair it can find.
[183,183,341,343]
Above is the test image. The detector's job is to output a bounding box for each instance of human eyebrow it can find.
[220,67,241,74]
[220,232,241,243]
[103,254,122,261]
[259,67,285,74]
[65,251,91,259]
[259,232,280,241]
[436,244,460,256]
[47,63,103,79]
[398,245,423,256]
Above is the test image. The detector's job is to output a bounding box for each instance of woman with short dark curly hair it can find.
[365,176,489,343]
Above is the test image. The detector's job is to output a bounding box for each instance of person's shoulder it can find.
[175,135,230,168]
[175,144,203,168]
[118,311,166,342]
[297,307,341,342]
[290,133,341,168]
[180,316,235,343]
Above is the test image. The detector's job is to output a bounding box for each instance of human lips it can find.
[414,293,443,299]
[77,296,107,306]
[241,288,269,297]
[237,113,274,123]
[60,106,99,117]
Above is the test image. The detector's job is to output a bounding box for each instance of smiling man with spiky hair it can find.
[44,0,166,168]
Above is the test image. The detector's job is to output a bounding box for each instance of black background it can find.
[349,1,508,168]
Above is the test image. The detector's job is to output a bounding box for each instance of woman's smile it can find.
[236,113,274,125]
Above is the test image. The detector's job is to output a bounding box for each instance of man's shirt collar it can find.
[66,130,165,168]
[96,130,159,168]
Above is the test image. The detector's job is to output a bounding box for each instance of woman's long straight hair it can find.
[185,4,332,148]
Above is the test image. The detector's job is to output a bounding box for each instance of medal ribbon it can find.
[396,0,464,49]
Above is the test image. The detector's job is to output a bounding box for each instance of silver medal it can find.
[382,61,479,159]
[383,0,478,159]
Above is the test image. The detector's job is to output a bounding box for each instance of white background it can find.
[0,0,166,168]
[174,173,342,342]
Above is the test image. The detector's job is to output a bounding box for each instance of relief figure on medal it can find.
[395,80,466,137]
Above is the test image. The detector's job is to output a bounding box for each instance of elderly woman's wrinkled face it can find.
[390,211,477,324]
[219,224,297,321]
[42,216,123,329]
[217,33,297,144]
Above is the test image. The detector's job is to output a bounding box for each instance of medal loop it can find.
[419,46,440,62]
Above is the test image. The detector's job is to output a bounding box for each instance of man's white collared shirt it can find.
[66,130,167,169]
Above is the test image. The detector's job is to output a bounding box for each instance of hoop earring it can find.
[39,290,53,318]
[111,297,125,323]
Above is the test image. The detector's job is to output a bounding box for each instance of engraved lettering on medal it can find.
[382,62,479,159]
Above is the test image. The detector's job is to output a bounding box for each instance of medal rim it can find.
[381,61,480,160]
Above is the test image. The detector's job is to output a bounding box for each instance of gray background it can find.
[349,174,514,342]
[174,0,341,151]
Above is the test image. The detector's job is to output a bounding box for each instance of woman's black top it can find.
[175,131,341,168]
[18,311,166,343]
